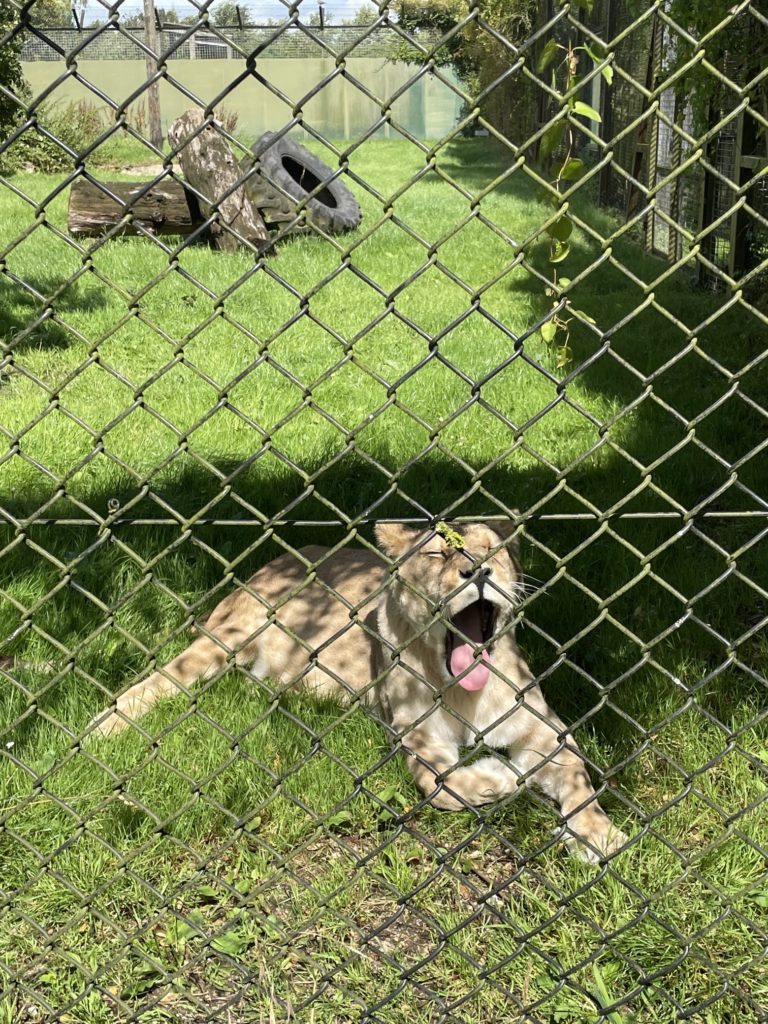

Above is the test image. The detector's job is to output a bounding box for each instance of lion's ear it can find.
[374,523,424,560]
[487,514,522,560]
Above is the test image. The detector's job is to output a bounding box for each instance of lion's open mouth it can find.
[445,598,498,691]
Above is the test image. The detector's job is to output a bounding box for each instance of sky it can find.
[84,0,383,24]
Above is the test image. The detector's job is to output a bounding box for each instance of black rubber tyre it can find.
[250,132,362,234]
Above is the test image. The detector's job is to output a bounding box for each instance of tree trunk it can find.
[143,0,163,149]
[167,108,271,253]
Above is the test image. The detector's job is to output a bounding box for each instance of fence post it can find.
[599,0,617,208]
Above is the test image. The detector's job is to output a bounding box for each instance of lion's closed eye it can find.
[420,543,449,559]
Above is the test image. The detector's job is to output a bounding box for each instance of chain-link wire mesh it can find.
[1,0,767,1021]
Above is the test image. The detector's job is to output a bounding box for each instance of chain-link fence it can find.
[1,1,767,1021]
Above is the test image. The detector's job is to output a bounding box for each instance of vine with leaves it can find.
[535,0,612,367]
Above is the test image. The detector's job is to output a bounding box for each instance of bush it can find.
[218,106,239,135]
[2,99,109,173]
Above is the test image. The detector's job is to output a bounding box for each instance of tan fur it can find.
[91,522,626,863]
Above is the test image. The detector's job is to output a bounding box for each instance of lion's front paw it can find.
[561,816,629,864]
[427,766,511,812]
[87,699,145,739]
[428,786,468,812]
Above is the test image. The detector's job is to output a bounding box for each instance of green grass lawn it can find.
[1,135,767,1023]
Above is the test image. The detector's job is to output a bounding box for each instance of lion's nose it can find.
[460,565,492,581]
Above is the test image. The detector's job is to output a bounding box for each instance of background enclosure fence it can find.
[1,0,767,1022]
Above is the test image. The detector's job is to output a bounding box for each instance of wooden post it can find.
[143,0,163,149]
[168,109,271,252]
[625,14,660,225]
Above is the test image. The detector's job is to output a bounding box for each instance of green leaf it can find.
[540,120,566,161]
[541,321,558,344]
[537,39,560,73]
[570,308,597,324]
[546,216,573,242]
[584,44,613,85]
[326,808,354,830]
[169,920,198,943]
[536,186,561,208]
[122,965,164,999]
[166,909,206,946]
[549,240,570,264]
[210,928,250,958]
[262,913,282,940]
[591,964,624,1024]
[583,41,607,61]
[378,784,411,807]
[376,783,412,821]
[570,0,594,12]
[573,100,602,123]
[559,158,587,181]
[556,344,573,368]
[182,909,206,931]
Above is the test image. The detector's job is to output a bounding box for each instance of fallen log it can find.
[68,178,198,238]
[167,108,270,253]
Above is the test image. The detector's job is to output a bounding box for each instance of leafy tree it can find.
[343,3,379,25]
[0,0,25,142]
[120,9,145,28]
[210,1,240,26]
[664,0,768,131]
[172,8,208,26]
[26,0,74,26]
[119,6,196,28]
[395,0,538,139]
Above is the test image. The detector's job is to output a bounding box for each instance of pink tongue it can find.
[450,644,491,691]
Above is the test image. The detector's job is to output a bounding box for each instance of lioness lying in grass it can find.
[91,521,626,862]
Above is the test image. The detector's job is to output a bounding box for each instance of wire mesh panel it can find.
[1,1,767,1021]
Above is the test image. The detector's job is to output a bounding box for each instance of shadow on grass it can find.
[433,137,542,201]
[0,272,109,350]
[1,420,765,766]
